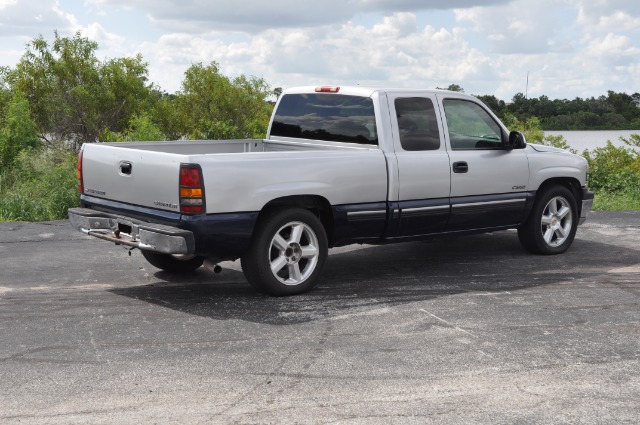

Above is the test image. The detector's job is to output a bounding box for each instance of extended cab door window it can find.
[387,95,450,238]
[395,97,441,151]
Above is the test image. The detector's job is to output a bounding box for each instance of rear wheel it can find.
[141,251,204,273]
[241,208,328,296]
[518,185,578,255]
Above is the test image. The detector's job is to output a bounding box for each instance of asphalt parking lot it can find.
[1,211,639,424]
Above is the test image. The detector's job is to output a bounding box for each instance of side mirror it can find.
[503,131,527,150]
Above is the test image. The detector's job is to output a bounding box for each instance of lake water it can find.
[544,130,640,153]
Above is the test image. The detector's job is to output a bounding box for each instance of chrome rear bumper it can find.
[68,208,195,254]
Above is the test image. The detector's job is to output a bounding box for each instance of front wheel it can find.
[241,208,328,296]
[518,185,578,255]
[141,251,205,273]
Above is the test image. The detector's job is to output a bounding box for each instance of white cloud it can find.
[587,33,640,57]
[0,0,17,10]
[122,0,638,101]
[1,0,639,101]
[80,22,126,56]
[0,0,77,37]
[575,0,640,29]
[371,13,419,38]
[597,11,640,32]
[84,0,513,32]
[81,22,122,42]
[137,12,495,95]
[454,0,575,54]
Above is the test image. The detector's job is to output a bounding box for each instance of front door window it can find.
[443,99,503,150]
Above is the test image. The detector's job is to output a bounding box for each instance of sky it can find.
[0,0,638,100]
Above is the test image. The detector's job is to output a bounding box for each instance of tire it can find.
[241,208,328,296]
[141,251,204,273]
[518,185,578,255]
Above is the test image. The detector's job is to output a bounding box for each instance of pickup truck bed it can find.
[80,139,387,215]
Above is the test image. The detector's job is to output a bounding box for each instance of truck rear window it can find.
[271,93,378,145]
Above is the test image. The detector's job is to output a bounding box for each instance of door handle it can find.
[452,161,468,173]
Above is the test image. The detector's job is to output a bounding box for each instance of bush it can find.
[583,135,640,209]
[0,146,79,221]
[0,92,40,168]
[100,111,166,142]
[583,140,640,191]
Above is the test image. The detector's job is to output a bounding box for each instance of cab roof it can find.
[283,85,474,99]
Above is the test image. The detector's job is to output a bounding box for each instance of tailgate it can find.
[81,143,183,213]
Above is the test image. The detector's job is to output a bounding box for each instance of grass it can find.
[592,190,640,211]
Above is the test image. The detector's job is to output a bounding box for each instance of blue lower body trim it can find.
[180,212,258,259]
[332,202,387,246]
[395,198,450,237]
[448,192,533,231]
[80,192,538,258]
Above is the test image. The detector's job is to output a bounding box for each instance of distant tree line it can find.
[439,84,640,131]
[480,92,640,130]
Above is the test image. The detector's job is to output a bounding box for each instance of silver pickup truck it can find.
[69,86,594,295]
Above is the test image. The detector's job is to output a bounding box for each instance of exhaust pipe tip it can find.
[204,258,224,274]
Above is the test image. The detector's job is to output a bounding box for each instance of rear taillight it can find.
[179,164,205,214]
[77,149,84,194]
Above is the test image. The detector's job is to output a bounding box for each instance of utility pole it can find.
[525,71,529,99]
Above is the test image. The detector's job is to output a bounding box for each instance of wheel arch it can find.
[256,195,334,246]
[532,177,584,215]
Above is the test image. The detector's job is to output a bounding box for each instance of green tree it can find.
[103,111,166,142]
[0,92,40,169]
[437,84,464,92]
[0,67,11,122]
[507,92,530,120]
[171,62,273,140]
[476,94,505,116]
[98,56,153,136]
[605,90,640,123]
[124,112,165,141]
[151,92,182,140]
[10,31,152,149]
